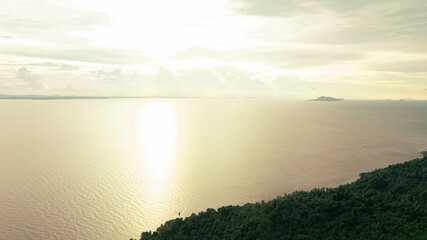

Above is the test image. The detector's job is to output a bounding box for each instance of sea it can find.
[0,99,426,239]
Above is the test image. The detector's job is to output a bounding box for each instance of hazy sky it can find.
[0,0,426,99]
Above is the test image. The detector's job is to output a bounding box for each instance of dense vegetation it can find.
[134,156,427,240]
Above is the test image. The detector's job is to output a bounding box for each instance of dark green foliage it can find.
[136,157,427,240]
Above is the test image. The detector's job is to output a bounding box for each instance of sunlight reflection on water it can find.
[138,101,178,172]
[135,101,181,225]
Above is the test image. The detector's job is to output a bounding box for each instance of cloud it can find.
[157,67,214,96]
[236,0,322,17]
[365,59,427,73]
[157,67,272,97]
[84,68,158,95]
[234,0,427,51]
[94,69,122,84]
[0,0,110,44]
[0,43,148,64]
[216,67,273,95]
[40,62,79,71]
[2,62,80,71]
[235,0,422,18]
[240,48,364,68]
[271,75,306,91]
[173,46,364,69]
[179,68,225,94]
[15,67,43,88]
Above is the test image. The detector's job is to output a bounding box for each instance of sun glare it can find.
[139,101,178,170]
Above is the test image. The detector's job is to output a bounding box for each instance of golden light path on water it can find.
[134,101,181,226]
[139,101,178,171]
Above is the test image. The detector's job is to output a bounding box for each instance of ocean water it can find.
[0,99,426,239]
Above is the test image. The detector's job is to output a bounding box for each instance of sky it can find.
[0,0,426,99]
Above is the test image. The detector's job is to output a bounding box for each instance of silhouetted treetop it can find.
[134,156,427,240]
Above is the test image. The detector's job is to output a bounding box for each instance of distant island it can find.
[134,155,427,240]
[310,96,344,101]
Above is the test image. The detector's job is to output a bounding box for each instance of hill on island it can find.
[134,156,427,240]
[311,96,344,101]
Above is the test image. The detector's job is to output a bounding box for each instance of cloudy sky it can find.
[1,0,426,99]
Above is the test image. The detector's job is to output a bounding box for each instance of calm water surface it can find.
[0,99,426,239]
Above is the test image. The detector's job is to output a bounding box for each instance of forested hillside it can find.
[134,156,427,240]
